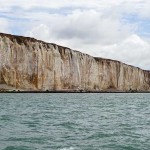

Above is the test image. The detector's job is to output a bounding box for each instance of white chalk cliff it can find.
[0,33,150,91]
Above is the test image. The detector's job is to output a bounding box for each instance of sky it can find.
[0,0,150,70]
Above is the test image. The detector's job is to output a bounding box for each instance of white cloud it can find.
[25,9,133,44]
[26,24,51,42]
[120,0,150,19]
[95,34,150,70]
[0,18,9,33]
[0,0,119,10]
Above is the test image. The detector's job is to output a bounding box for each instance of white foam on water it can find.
[60,147,77,150]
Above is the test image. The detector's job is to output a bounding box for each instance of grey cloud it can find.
[45,10,132,45]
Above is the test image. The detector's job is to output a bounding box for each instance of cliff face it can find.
[0,33,150,91]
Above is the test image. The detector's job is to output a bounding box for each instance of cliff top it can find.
[0,32,69,50]
[0,32,149,72]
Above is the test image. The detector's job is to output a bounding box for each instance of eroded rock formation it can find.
[0,33,150,92]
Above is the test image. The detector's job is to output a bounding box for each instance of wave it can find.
[59,147,78,150]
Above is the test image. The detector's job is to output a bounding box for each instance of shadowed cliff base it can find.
[0,33,150,92]
[0,89,150,93]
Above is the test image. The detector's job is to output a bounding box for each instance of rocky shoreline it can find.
[0,89,150,93]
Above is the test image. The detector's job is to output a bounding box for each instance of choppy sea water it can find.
[0,93,150,150]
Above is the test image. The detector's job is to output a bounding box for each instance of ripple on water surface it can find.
[0,93,150,150]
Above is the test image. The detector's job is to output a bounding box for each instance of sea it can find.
[0,93,150,150]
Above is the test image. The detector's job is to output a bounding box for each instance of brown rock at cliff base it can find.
[0,33,150,92]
